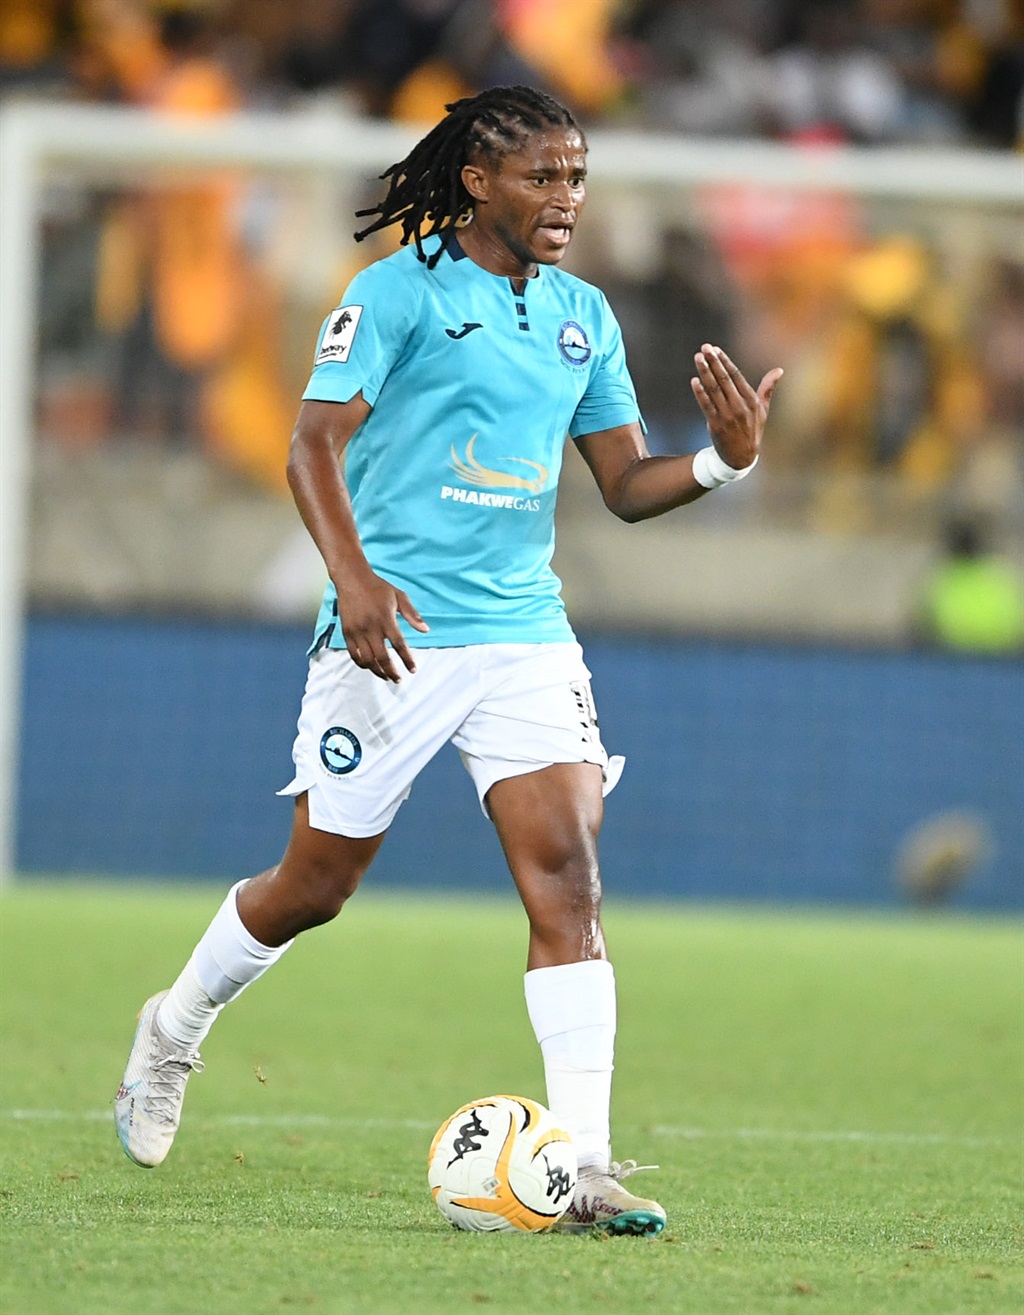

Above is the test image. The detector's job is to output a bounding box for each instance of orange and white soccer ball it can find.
[428,1095,577,1232]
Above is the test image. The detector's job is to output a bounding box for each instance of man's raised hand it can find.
[690,344,783,471]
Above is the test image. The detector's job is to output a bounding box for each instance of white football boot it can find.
[115,991,204,1167]
[557,1160,667,1236]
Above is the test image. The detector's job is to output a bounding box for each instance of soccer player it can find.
[115,85,782,1236]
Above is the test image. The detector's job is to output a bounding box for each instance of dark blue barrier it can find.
[16,615,1023,910]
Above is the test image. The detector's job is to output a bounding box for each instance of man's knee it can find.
[281,846,369,926]
[524,841,603,930]
[259,821,382,933]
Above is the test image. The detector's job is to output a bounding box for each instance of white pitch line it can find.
[651,1125,1014,1148]
[1,1109,1014,1147]
[1,1109,435,1130]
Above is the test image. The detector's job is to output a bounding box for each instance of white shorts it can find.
[277,642,625,838]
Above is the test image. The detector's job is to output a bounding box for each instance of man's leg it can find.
[115,794,384,1168]
[486,763,665,1236]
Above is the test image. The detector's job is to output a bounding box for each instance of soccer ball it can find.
[428,1094,577,1232]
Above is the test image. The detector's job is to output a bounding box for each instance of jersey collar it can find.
[442,231,542,286]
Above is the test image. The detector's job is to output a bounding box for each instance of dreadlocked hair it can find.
[354,85,582,268]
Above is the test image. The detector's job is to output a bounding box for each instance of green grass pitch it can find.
[1,883,1021,1315]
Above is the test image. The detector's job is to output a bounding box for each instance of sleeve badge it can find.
[315,304,364,364]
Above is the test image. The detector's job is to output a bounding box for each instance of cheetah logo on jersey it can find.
[557,319,591,369]
[315,304,363,365]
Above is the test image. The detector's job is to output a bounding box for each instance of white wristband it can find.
[691,445,759,490]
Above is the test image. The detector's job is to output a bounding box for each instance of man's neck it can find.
[451,225,538,282]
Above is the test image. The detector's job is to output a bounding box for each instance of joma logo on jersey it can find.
[440,434,547,511]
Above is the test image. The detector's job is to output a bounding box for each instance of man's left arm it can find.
[575,344,783,524]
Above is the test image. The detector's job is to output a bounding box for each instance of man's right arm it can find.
[287,396,428,683]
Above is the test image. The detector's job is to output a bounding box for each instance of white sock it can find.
[524,959,616,1170]
[156,879,293,1050]
[156,954,222,1051]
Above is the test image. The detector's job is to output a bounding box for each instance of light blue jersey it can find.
[303,235,643,648]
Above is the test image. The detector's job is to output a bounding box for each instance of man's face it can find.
[462,129,587,272]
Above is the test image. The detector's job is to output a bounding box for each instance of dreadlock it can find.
[354,86,583,268]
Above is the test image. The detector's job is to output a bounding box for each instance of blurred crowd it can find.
[2,0,1022,144]
[4,0,1023,565]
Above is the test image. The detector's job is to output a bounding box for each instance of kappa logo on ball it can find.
[319,726,362,775]
[315,305,363,365]
[428,1094,578,1233]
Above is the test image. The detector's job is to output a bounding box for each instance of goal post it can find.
[0,98,1019,884]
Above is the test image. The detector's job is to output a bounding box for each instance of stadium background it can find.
[2,0,1022,911]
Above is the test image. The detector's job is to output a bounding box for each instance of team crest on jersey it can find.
[316,305,363,364]
[557,320,591,369]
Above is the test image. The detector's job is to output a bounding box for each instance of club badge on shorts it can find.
[319,726,362,775]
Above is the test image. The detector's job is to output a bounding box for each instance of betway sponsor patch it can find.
[315,304,363,364]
